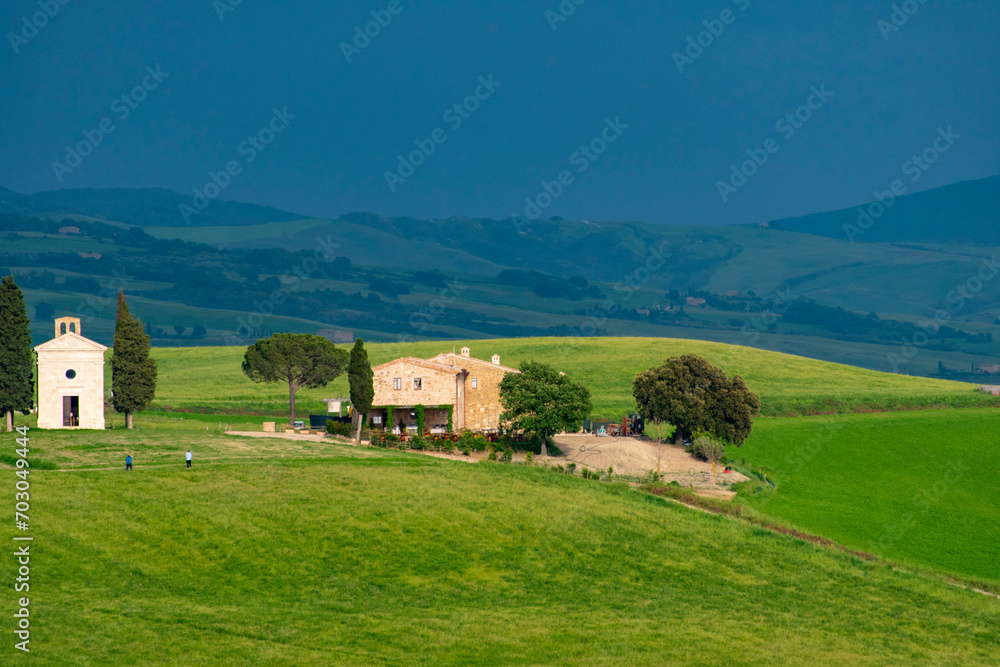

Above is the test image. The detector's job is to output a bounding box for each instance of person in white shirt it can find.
[186,449,192,468]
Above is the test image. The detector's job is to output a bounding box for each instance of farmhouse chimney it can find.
[460,347,470,357]
[492,354,500,365]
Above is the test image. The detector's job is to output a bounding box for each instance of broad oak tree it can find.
[632,354,760,446]
[499,361,592,456]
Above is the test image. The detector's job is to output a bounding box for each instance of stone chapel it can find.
[34,317,107,429]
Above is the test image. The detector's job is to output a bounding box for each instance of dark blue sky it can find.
[2,1,998,226]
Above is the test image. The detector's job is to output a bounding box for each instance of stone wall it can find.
[372,360,457,410]
[429,352,516,431]
[462,360,509,431]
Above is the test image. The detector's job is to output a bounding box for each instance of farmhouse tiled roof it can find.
[371,357,464,374]
[426,352,520,374]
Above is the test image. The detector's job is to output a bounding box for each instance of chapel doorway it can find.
[62,396,80,427]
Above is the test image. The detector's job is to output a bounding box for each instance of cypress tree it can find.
[348,338,374,442]
[111,291,157,429]
[0,276,34,432]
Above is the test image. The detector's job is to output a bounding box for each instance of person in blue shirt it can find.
[186,450,192,468]
[125,454,133,471]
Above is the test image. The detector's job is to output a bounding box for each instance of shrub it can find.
[502,447,513,463]
[459,430,489,453]
[691,436,725,464]
[567,462,577,475]
[411,435,427,451]
[326,420,353,437]
[487,447,497,461]
[525,452,533,465]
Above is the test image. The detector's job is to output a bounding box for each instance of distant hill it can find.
[771,176,1000,244]
[3,180,998,380]
[0,186,303,227]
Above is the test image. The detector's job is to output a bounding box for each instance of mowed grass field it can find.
[732,408,1000,585]
[141,337,1000,420]
[3,423,1000,665]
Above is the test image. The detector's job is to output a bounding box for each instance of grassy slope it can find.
[732,408,1000,584]
[144,218,330,245]
[4,424,999,665]
[141,337,1000,419]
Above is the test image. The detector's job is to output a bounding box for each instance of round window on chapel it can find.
[65,369,77,379]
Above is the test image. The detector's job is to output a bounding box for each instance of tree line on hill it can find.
[497,269,603,300]
[781,300,991,348]
[0,213,585,341]
[572,286,990,350]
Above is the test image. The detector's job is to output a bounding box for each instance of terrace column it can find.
[455,370,468,431]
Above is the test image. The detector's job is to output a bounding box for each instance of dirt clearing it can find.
[550,434,747,489]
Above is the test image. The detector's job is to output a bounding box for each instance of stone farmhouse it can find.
[34,317,107,429]
[369,347,519,434]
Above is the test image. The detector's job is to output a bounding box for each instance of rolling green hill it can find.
[735,409,1000,584]
[140,338,1000,419]
[4,422,999,665]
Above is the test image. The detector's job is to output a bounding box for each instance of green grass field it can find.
[730,408,1000,585]
[4,420,1000,665]
[141,337,1000,420]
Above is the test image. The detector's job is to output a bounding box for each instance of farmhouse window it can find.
[414,378,422,390]
[471,378,478,389]
[393,378,401,390]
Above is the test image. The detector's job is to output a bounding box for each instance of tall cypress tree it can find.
[111,291,157,429]
[0,276,34,432]
[348,338,374,442]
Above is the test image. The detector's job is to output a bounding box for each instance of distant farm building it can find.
[977,364,1000,375]
[58,226,81,235]
[686,297,707,307]
[317,329,354,344]
[34,317,107,429]
[370,347,519,434]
